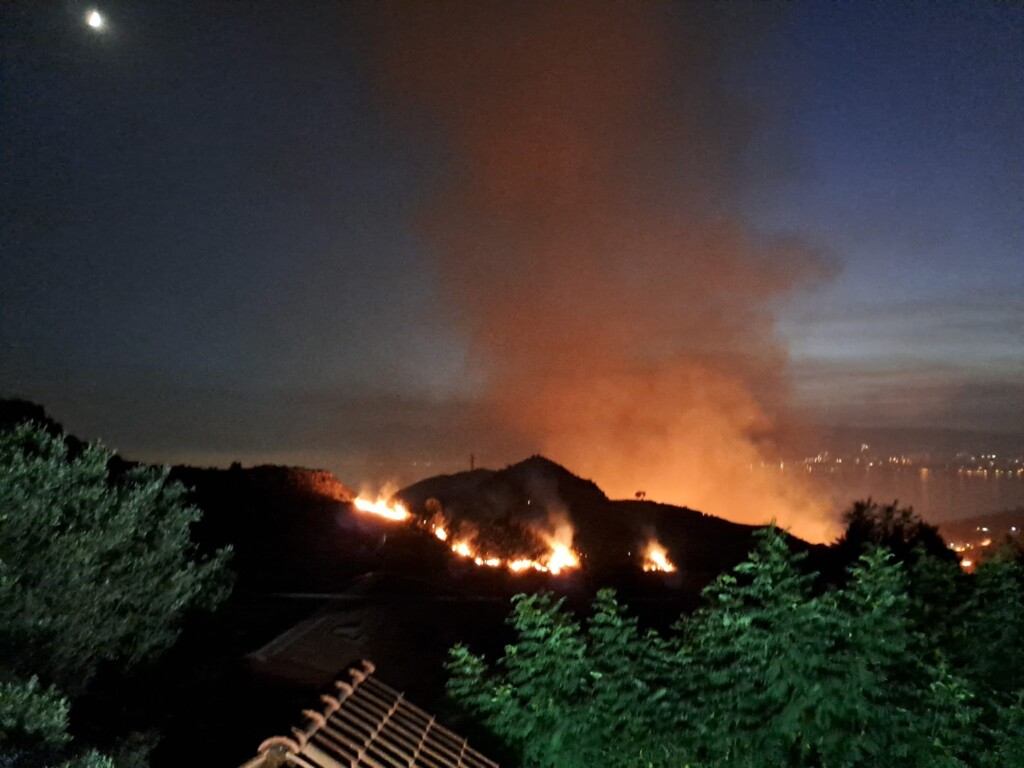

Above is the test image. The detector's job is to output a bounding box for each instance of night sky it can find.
[2,1,1021,488]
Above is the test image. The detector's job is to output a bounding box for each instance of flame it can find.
[641,539,677,573]
[544,542,581,575]
[447,538,581,575]
[352,489,582,576]
[445,528,581,576]
[353,495,411,522]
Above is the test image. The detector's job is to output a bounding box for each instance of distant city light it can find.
[86,9,104,30]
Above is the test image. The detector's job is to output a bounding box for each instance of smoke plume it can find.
[371,2,837,541]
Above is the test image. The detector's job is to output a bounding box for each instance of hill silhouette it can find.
[0,398,826,766]
[1,399,814,597]
[397,454,809,589]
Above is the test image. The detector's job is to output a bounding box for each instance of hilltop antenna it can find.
[470,453,475,471]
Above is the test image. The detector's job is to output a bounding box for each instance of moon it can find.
[85,9,105,30]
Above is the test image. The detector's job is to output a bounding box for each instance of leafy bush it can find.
[0,423,232,692]
[450,526,1017,767]
[0,423,232,766]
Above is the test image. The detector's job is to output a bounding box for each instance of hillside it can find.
[1,399,828,766]
[397,454,813,592]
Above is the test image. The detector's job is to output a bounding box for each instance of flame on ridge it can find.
[448,535,581,575]
[353,489,582,576]
[641,538,677,573]
[353,495,411,522]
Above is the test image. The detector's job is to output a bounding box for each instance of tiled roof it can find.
[244,660,498,768]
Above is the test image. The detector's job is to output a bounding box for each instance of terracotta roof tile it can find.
[247,660,498,768]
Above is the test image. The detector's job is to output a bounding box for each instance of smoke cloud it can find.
[370,2,837,541]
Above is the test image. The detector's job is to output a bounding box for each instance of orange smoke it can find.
[371,2,839,542]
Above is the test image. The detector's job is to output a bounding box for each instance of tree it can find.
[0,423,232,693]
[684,525,826,766]
[449,526,997,768]
[835,499,955,566]
[957,555,1024,699]
[447,591,687,767]
[831,549,976,766]
[0,676,120,767]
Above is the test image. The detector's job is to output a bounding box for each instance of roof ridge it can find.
[248,660,498,767]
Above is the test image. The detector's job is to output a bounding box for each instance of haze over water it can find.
[823,470,1024,524]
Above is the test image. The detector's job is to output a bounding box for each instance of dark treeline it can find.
[0,424,232,768]
[3,415,1023,767]
[447,514,1024,767]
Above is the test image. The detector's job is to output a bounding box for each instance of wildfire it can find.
[433,502,582,575]
[353,495,411,522]
[447,536,581,575]
[641,539,677,573]
[352,490,582,576]
[544,542,581,575]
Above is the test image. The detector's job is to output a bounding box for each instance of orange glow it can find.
[448,538,581,576]
[372,3,845,546]
[543,542,581,575]
[354,490,584,576]
[641,539,677,572]
[960,558,973,570]
[353,495,411,522]
[443,521,581,576]
[981,538,992,547]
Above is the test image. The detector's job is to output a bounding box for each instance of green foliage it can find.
[833,549,977,766]
[0,423,232,692]
[0,422,233,767]
[450,524,1019,767]
[907,549,966,654]
[684,529,972,766]
[957,555,1024,699]
[0,677,116,768]
[447,591,686,767]
[686,526,826,765]
[59,751,116,768]
[0,678,71,750]
[837,499,954,565]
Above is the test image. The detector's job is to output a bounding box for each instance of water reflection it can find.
[821,467,1023,523]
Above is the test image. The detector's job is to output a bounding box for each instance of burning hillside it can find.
[354,487,586,576]
[349,456,799,580]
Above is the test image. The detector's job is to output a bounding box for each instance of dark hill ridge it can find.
[397,454,806,583]
[0,398,824,766]
[1,399,812,596]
